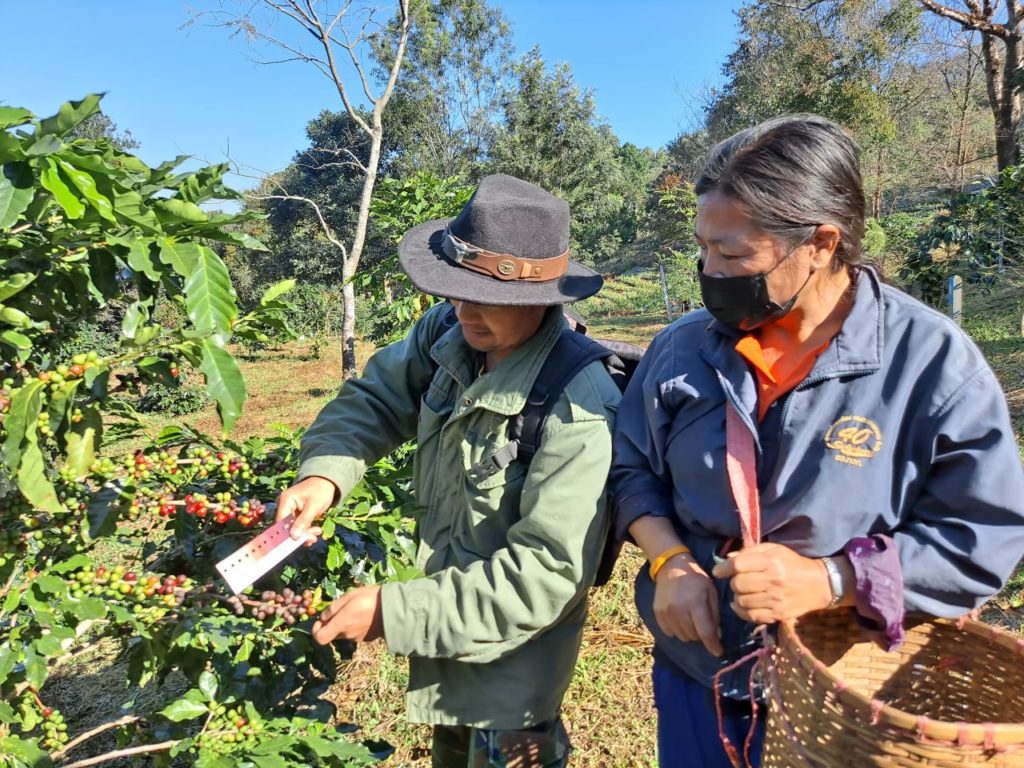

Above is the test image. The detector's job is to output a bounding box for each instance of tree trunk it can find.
[918,1,1021,170]
[336,131,383,380]
[998,1,1021,169]
[976,6,1021,170]
[341,258,358,380]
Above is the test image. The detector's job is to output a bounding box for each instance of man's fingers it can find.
[312,615,342,645]
[275,491,297,523]
[302,526,322,547]
[313,601,351,645]
[290,506,321,540]
[318,595,350,625]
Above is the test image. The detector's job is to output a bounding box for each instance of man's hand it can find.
[275,476,337,543]
[711,542,832,624]
[312,586,384,645]
[653,554,724,657]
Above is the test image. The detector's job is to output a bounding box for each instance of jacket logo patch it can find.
[825,416,882,467]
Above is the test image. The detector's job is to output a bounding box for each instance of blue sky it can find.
[2,1,743,190]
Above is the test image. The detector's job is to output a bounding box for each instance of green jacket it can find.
[297,303,619,728]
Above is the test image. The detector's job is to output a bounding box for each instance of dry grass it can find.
[42,637,189,765]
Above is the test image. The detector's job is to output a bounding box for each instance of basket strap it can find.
[725,401,761,547]
[711,402,768,768]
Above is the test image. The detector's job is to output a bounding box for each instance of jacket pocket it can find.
[454,431,528,558]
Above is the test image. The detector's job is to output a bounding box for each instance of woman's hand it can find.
[653,554,724,657]
[711,542,833,624]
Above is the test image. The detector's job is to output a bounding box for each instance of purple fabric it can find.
[844,534,905,651]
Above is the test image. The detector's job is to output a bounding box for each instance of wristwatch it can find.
[821,556,845,609]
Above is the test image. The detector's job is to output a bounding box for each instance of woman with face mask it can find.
[611,114,1024,767]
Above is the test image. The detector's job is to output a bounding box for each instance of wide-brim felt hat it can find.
[397,174,603,306]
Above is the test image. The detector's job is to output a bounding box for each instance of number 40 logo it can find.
[824,416,883,467]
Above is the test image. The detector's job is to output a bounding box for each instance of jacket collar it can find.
[429,305,567,416]
[700,267,885,421]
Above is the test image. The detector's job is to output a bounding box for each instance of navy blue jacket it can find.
[612,269,1024,693]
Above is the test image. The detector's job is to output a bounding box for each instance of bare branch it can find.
[59,740,180,768]
[308,6,373,135]
[51,716,141,760]
[373,0,410,125]
[300,146,369,173]
[247,188,350,261]
[338,18,379,107]
[764,0,831,9]
[917,0,1014,39]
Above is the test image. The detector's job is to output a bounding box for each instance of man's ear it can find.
[809,224,841,270]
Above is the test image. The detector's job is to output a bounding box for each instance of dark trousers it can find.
[431,718,571,768]
[652,659,764,767]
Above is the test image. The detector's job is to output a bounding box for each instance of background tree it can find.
[376,0,514,179]
[67,110,139,152]
[489,47,662,266]
[918,0,1023,169]
[704,0,933,216]
[201,0,411,379]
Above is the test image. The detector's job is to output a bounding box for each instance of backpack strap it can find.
[513,331,612,466]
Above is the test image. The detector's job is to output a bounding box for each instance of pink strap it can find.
[715,402,764,768]
[726,402,761,547]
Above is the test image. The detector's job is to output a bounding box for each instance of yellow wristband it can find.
[649,544,692,580]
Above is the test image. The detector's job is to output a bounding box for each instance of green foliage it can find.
[134,381,210,416]
[362,171,474,343]
[67,109,139,152]
[0,95,291,503]
[905,165,1024,304]
[650,176,697,249]
[862,218,887,259]
[282,283,343,344]
[696,0,998,213]
[0,97,397,767]
[706,1,920,142]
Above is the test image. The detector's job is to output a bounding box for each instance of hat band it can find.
[443,227,569,282]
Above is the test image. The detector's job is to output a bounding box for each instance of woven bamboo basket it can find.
[762,610,1024,767]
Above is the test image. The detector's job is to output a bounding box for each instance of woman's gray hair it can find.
[695,114,866,274]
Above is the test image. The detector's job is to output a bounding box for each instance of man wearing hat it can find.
[275,174,620,767]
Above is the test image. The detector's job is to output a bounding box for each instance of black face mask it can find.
[697,252,812,332]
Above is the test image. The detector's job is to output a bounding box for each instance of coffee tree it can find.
[1,96,415,766]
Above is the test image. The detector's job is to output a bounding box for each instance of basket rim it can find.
[779,612,1024,748]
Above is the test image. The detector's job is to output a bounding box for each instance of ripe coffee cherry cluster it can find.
[226,588,317,625]
[181,494,267,528]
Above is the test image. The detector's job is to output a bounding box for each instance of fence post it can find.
[946,275,963,325]
[659,260,673,322]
